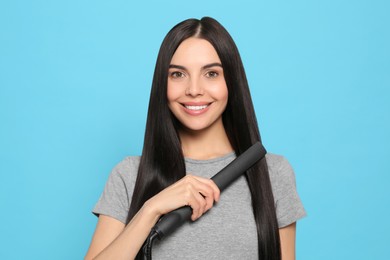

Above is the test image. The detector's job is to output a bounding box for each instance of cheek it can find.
[221,87,228,102]
[218,85,229,111]
[167,83,178,103]
[210,82,228,103]
[167,83,185,115]
[167,79,187,101]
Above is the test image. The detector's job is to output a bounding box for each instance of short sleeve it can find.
[92,157,139,224]
[267,154,307,228]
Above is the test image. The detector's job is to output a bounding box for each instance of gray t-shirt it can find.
[93,153,306,259]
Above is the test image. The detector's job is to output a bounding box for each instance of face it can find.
[167,37,228,133]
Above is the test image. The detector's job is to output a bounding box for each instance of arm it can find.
[85,175,220,259]
[279,222,296,260]
[85,203,160,259]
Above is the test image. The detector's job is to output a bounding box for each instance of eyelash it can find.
[205,71,219,78]
[169,70,220,79]
[170,71,185,78]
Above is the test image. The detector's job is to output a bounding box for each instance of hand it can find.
[144,175,220,221]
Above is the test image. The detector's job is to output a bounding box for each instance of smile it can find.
[184,105,209,111]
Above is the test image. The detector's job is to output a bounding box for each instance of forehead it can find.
[170,37,221,65]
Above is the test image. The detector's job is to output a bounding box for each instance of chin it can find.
[181,124,209,132]
[179,119,222,133]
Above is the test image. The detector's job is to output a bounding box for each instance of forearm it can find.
[93,204,160,260]
[279,222,296,260]
[86,175,219,260]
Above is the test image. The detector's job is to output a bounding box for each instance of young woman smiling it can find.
[86,17,306,260]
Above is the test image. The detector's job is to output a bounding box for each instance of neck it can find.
[178,119,234,160]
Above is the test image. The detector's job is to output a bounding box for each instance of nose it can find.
[185,77,204,96]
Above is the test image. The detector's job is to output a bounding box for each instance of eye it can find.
[205,71,219,78]
[170,71,185,79]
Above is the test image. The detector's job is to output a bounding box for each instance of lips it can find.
[185,104,209,111]
[181,102,212,115]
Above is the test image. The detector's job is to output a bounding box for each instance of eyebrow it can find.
[169,62,223,71]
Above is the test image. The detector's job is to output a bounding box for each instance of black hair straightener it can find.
[142,142,267,260]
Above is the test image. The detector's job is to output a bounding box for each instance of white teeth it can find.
[185,105,208,111]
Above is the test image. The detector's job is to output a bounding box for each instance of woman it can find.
[85,17,306,260]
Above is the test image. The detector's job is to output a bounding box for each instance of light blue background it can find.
[1,0,389,259]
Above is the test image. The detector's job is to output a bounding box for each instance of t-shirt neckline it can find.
[184,152,236,164]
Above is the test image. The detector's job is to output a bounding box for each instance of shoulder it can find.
[265,153,291,170]
[265,153,298,195]
[92,156,141,223]
[108,156,141,185]
[112,156,141,174]
[266,153,294,176]
[265,153,307,227]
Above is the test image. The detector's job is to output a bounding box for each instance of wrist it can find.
[142,199,162,222]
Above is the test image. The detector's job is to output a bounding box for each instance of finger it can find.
[182,185,201,221]
[201,191,214,211]
[191,190,207,220]
[183,175,214,201]
[189,195,202,221]
[197,188,215,212]
[180,175,218,219]
[192,176,221,203]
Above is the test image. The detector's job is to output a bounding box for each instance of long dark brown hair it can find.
[127,17,281,260]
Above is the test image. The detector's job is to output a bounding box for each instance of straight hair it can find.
[127,17,281,260]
